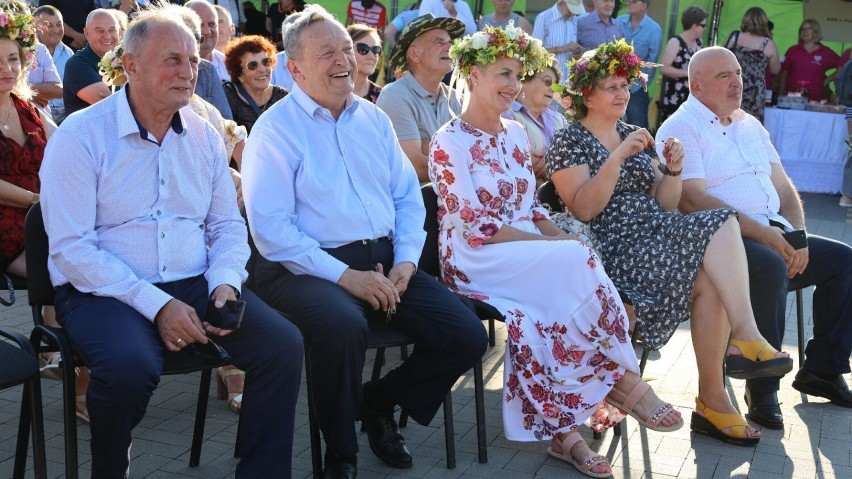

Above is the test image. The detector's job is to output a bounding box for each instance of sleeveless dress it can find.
[429,118,639,441]
[726,32,770,121]
[0,97,47,268]
[546,121,735,350]
[477,12,522,30]
[660,35,700,122]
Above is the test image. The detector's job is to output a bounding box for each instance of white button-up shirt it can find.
[657,94,793,229]
[40,86,248,320]
[242,83,425,284]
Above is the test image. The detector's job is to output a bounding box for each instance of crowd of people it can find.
[1,0,851,478]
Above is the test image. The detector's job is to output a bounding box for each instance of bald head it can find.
[687,46,743,119]
[84,9,119,58]
[185,0,218,57]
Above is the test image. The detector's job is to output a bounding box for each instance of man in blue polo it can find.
[615,0,661,128]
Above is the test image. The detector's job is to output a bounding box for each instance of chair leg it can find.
[370,347,386,382]
[305,347,324,479]
[26,378,47,479]
[639,348,650,377]
[488,318,495,347]
[13,381,31,479]
[474,360,487,464]
[796,289,805,367]
[59,341,79,479]
[442,391,456,469]
[189,368,212,467]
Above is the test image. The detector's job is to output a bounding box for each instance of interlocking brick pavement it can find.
[1,192,850,478]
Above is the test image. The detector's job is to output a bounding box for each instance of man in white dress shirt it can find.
[242,5,487,478]
[658,46,852,431]
[39,10,302,478]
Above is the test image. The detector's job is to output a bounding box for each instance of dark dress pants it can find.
[744,235,852,393]
[55,275,303,479]
[253,239,488,457]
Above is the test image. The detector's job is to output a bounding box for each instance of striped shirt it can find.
[532,3,578,79]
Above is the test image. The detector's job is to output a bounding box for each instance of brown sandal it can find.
[217,366,244,414]
[605,377,683,432]
[547,431,612,478]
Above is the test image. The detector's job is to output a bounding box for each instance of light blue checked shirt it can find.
[615,13,662,93]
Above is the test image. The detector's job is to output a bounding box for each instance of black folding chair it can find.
[24,203,230,479]
[0,326,46,479]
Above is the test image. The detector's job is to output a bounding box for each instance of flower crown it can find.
[449,22,553,78]
[552,39,661,120]
[99,45,126,87]
[0,5,38,67]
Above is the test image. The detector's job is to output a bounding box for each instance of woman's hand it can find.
[612,128,654,164]
[659,138,684,174]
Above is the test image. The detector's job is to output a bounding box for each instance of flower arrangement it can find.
[449,21,554,78]
[552,39,661,120]
[0,4,38,67]
[99,46,127,87]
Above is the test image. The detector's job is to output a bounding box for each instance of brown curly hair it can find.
[223,35,278,81]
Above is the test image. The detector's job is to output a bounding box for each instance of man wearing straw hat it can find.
[376,14,465,182]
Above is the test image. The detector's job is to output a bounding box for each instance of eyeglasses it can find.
[697,23,707,28]
[356,43,383,56]
[244,57,272,71]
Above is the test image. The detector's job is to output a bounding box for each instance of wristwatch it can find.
[657,163,682,177]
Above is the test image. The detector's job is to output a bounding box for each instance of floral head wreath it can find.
[449,22,553,78]
[99,45,126,87]
[0,4,38,67]
[552,39,661,120]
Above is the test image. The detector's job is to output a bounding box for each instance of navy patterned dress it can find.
[547,121,735,349]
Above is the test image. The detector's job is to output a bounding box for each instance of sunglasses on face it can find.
[245,57,272,71]
[356,43,383,56]
[697,23,707,28]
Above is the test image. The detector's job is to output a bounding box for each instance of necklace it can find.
[0,105,11,131]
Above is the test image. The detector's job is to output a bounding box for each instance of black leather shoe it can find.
[792,369,852,408]
[360,402,413,469]
[323,453,357,479]
[744,387,783,429]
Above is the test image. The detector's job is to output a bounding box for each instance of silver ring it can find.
[175,338,183,344]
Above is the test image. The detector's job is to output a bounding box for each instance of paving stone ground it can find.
[1,192,850,478]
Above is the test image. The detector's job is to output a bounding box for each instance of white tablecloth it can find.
[764,107,847,194]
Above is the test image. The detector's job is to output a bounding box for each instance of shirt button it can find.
[156,210,161,215]
[162,266,166,272]
[160,179,165,185]
[161,233,165,238]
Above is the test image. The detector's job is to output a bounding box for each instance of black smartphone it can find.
[204,299,246,330]
[782,229,808,250]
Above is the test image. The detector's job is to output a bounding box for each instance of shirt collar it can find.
[116,85,185,144]
[402,73,450,100]
[290,82,359,120]
[591,10,612,25]
[683,93,746,126]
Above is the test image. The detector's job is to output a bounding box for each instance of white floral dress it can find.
[428,118,639,441]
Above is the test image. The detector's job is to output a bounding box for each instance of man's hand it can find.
[387,262,416,297]
[155,299,209,351]
[759,224,806,277]
[203,284,239,337]
[338,268,399,311]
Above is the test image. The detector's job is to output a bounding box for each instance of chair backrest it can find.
[419,184,441,278]
[24,203,54,310]
[536,181,564,213]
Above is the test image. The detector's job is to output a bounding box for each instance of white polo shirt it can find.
[656,94,793,229]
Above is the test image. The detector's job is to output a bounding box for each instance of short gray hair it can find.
[281,4,338,61]
[122,6,196,57]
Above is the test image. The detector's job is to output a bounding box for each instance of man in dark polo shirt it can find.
[62,9,118,118]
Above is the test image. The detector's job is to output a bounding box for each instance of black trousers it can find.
[253,239,488,457]
[55,276,304,479]
[744,235,852,393]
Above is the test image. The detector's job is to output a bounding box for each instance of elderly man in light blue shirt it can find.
[39,10,302,478]
[615,0,661,128]
[34,5,74,123]
[241,5,487,478]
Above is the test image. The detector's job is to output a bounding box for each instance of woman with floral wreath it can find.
[428,24,683,478]
[547,40,793,447]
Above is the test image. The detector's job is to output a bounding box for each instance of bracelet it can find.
[29,192,39,205]
[657,163,682,177]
